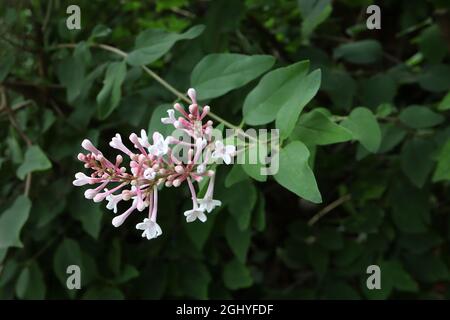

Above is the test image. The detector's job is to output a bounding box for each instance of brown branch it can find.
[0,87,33,197]
[307,194,351,226]
[0,87,32,146]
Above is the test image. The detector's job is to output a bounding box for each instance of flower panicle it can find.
[72,88,236,240]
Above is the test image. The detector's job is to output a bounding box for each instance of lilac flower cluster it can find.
[73,89,235,240]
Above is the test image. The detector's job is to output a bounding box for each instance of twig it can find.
[24,174,32,197]
[1,87,33,196]
[307,194,351,226]
[42,0,53,32]
[170,7,195,19]
[0,88,32,146]
[53,42,256,141]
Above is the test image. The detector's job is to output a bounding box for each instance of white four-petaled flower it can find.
[211,140,236,165]
[184,206,207,223]
[106,194,123,213]
[149,132,170,157]
[72,172,92,186]
[138,129,150,148]
[198,197,222,213]
[161,109,177,125]
[136,218,162,240]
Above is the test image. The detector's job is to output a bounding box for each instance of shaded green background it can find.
[0,0,450,299]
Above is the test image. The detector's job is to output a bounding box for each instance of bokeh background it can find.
[1,0,450,299]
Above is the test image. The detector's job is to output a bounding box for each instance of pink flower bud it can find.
[173,179,181,187]
[187,88,197,104]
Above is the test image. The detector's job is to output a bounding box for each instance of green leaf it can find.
[0,47,15,82]
[363,260,418,299]
[378,123,407,153]
[252,192,266,232]
[405,254,449,283]
[126,25,204,66]
[135,261,167,299]
[341,107,381,153]
[241,139,269,182]
[291,109,352,145]
[70,194,103,240]
[298,0,332,40]
[226,180,257,230]
[243,60,311,126]
[223,259,253,290]
[401,138,435,188]
[15,267,29,299]
[322,280,360,299]
[437,91,450,111]
[306,244,329,276]
[57,55,85,102]
[0,195,31,249]
[399,105,445,129]
[15,262,45,299]
[97,61,127,119]
[191,53,275,100]
[107,238,122,276]
[225,216,251,263]
[185,211,216,251]
[433,139,450,182]
[53,238,83,287]
[333,40,382,64]
[276,69,321,138]
[225,165,248,188]
[16,145,52,180]
[89,24,111,39]
[321,69,356,109]
[418,64,450,92]
[361,73,397,109]
[274,141,322,203]
[384,261,419,292]
[418,25,448,64]
[399,232,443,254]
[35,184,67,227]
[390,180,430,234]
[180,261,211,299]
[114,264,139,284]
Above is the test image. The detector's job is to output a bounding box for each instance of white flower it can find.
[161,109,177,125]
[138,129,150,148]
[136,218,162,240]
[211,140,236,165]
[198,197,222,213]
[106,194,122,213]
[72,172,92,186]
[149,132,170,157]
[184,206,207,223]
[109,134,132,156]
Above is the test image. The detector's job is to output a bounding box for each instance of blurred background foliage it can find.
[1,0,450,299]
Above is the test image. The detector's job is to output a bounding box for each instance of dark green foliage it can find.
[1,0,450,300]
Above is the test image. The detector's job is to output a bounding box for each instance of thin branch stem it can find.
[54,42,257,141]
[0,86,33,196]
[24,174,32,197]
[0,87,32,146]
[307,194,351,226]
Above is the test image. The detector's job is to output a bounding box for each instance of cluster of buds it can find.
[73,88,236,240]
